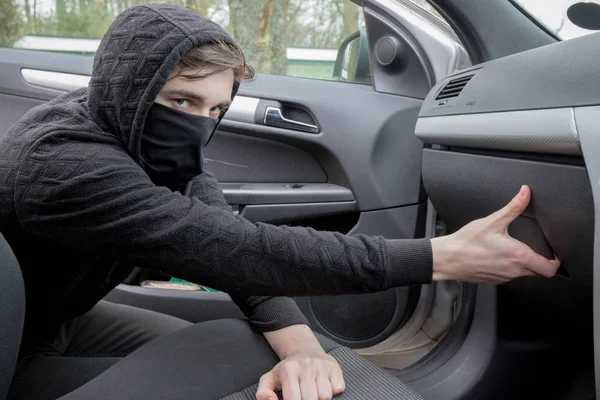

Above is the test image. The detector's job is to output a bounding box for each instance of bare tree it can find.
[0,0,24,47]
[228,0,291,74]
[333,0,359,41]
[269,0,290,75]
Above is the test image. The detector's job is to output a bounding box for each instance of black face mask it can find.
[141,102,220,189]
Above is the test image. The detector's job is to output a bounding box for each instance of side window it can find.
[226,0,369,84]
[1,0,370,85]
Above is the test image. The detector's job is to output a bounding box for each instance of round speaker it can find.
[309,287,419,348]
[375,36,405,69]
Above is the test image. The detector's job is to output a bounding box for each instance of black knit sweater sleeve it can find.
[186,172,309,332]
[15,140,432,299]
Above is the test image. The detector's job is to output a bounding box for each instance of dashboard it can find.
[414,30,600,351]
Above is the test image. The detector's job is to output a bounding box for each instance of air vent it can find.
[435,74,474,100]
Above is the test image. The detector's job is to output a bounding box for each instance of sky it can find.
[23,0,600,40]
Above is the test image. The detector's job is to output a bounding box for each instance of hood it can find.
[87,3,237,163]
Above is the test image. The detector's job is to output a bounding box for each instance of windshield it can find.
[513,0,600,40]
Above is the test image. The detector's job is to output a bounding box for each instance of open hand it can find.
[431,185,560,284]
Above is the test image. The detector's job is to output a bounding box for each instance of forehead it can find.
[162,68,234,103]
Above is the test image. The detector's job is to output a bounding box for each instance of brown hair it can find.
[170,41,255,88]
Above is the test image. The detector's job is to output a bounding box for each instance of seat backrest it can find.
[0,233,25,400]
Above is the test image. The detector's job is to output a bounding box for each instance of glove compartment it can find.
[422,148,593,333]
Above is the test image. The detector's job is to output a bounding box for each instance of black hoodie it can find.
[0,4,432,346]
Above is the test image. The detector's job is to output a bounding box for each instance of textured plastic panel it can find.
[419,31,600,117]
[431,0,555,64]
[348,203,426,238]
[415,108,581,155]
[421,149,594,288]
[204,130,327,183]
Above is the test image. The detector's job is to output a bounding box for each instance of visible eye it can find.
[174,99,192,109]
[209,106,226,119]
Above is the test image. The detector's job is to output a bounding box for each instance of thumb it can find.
[256,370,280,400]
[492,185,530,227]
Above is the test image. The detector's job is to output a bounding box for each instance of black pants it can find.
[8,300,193,399]
[9,301,339,400]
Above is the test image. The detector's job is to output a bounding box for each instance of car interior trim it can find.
[240,201,358,224]
[263,106,319,133]
[370,0,471,83]
[225,96,260,124]
[419,32,600,117]
[356,283,435,354]
[415,107,581,156]
[572,105,600,393]
[220,183,354,205]
[21,68,91,92]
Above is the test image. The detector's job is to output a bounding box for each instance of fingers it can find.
[525,252,561,278]
[256,371,280,400]
[279,363,302,400]
[491,185,530,227]
[516,244,561,278]
[329,366,345,395]
[299,375,319,400]
[316,376,333,400]
[261,356,344,400]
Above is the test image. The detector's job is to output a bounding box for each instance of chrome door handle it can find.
[264,106,319,133]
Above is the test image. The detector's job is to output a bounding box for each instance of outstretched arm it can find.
[15,139,433,298]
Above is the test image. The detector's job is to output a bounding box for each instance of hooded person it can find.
[0,3,560,400]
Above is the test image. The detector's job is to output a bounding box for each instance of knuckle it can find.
[258,372,273,385]
[300,357,313,369]
[278,361,294,376]
[332,382,346,394]
[330,374,346,394]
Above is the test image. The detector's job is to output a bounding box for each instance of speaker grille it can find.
[311,289,399,342]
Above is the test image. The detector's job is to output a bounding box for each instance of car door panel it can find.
[206,131,328,183]
[226,75,427,211]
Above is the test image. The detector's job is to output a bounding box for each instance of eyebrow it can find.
[161,89,231,108]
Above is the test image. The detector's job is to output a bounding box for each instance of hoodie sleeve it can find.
[14,139,432,299]
[187,172,309,332]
